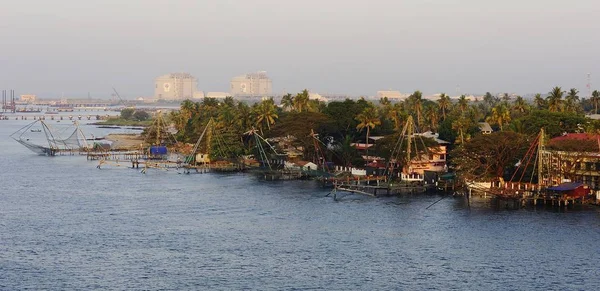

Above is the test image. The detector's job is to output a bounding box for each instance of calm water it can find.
[1,119,600,290]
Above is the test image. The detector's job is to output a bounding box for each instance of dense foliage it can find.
[156,86,600,180]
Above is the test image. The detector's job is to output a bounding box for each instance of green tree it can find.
[534,93,546,110]
[486,104,511,131]
[458,95,469,113]
[408,91,423,130]
[253,98,279,133]
[451,131,528,181]
[424,104,439,132]
[293,89,310,112]
[355,107,381,158]
[120,108,135,120]
[280,93,293,112]
[483,92,495,107]
[511,110,586,137]
[387,102,406,131]
[437,93,451,120]
[592,90,600,114]
[512,96,528,113]
[547,86,564,112]
[564,88,580,113]
[133,110,150,121]
[452,115,472,144]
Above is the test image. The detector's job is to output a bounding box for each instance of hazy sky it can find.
[1,0,599,98]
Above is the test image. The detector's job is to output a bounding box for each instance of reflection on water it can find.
[1,119,600,290]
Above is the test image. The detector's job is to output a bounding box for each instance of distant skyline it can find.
[1,0,599,98]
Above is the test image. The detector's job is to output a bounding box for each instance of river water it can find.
[1,118,600,290]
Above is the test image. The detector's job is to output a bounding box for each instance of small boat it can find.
[45,111,59,114]
[30,129,42,132]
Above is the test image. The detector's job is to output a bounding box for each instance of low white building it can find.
[285,161,318,171]
[205,92,230,99]
[376,90,408,100]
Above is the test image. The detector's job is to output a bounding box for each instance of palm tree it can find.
[379,97,391,107]
[293,89,310,112]
[592,90,600,114]
[452,116,471,144]
[547,86,564,112]
[236,102,253,133]
[180,99,197,120]
[483,92,495,107]
[307,99,323,112]
[408,91,423,130]
[355,107,381,158]
[280,93,293,112]
[534,93,546,110]
[512,96,528,114]
[424,105,439,132]
[501,93,511,104]
[437,93,451,120]
[486,104,511,131]
[387,103,405,131]
[254,98,278,133]
[564,88,580,113]
[458,95,469,113]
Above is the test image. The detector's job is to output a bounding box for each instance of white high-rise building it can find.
[154,73,198,100]
[230,71,272,97]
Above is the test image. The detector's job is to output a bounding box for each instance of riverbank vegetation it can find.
[95,108,153,126]
[158,87,600,182]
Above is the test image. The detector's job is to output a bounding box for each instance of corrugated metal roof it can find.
[547,182,584,191]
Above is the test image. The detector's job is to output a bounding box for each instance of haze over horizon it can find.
[1,0,599,99]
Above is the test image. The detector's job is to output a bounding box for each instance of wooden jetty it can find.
[326,175,432,200]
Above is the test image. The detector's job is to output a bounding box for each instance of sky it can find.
[1,0,599,98]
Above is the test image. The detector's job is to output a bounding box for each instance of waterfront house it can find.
[295,161,318,171]
[542,133,600,191]
[406,132,449,176]
[546,182,589,199]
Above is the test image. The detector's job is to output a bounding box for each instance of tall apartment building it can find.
[230,71,272,97]
[154,73,198,100]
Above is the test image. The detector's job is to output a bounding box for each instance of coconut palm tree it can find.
[534,93,546,110]
[483,92,495,107]
[236,102,253,133]
[379,97,391,107]
[293,89,310,112]
[280,93,293,112]
[437,93,451,120]
[512,96,529,114]
[408,91,423,130]
[254,98,278,133]
[501,93,511,104]
[486,104,511,131]
[355,107,381,158]
[424,105,439,132]
[547,86,564,112]
[458,95,469,113]
[452,115,471,144]
[564,88,580,113]
[387,103,405,131]
[591,90,600,114]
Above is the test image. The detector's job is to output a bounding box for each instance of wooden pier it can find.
[86,151,146,161]
[325,175,433,200]
[466,182,590,210]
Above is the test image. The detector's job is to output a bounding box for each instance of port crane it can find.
[112,87,135,109]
